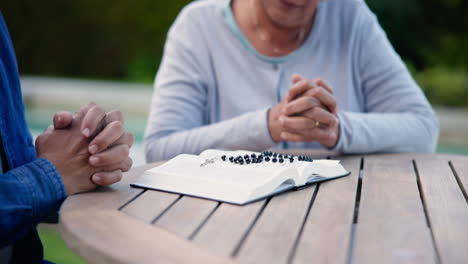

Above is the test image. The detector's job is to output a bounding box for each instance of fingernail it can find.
[92,175,101,183]
[82,128,90,137]
[89,144,98,154]
[90,156,99,164]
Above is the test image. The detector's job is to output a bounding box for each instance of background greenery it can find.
[38,225,85,264]
[1,0,466,263]
[2,0,467,107]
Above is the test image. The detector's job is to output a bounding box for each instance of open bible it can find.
[131,149,350,205]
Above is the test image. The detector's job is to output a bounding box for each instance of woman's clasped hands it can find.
[268,74,340,148]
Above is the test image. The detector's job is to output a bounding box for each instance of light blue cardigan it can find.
[145,0,439,162]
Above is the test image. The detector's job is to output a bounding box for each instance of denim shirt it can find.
[0,13,66,263]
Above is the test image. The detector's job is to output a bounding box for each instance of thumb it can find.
[53,111,74,129]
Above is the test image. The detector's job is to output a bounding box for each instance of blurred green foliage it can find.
[367,0,467,69]
[414,67,467,107]
[1,0,467,106]
[367,0,467,108]
[2,0,190,82]
[38,225,85,264]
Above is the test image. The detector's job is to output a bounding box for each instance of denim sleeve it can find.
[0,158,66,248]
[332,3,439,153]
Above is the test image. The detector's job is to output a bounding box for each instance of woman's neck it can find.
[232,0,315,57]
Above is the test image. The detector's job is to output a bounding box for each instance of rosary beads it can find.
[221,151,313,165]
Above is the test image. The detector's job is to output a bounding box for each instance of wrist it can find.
[267,107,283,143]
[24,158,67,221]
[323,121,340,148]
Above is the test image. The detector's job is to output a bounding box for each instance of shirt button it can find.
[273,64,279,71]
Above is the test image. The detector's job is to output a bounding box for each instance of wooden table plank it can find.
[60,154,468,264]
[60,163,162,213]
[121,190,180,223]
[352,155,436,264]
[192,200,265,258]
[235,186,316,264]
[154,196,219,239]
[415,156,468,264]
[292,156,361,264]
[451,159,468,200]
[60,209,237,264]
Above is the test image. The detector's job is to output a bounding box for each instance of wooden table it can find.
[59,152,468,264]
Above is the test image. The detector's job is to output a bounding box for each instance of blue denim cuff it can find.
[13,158,66,223]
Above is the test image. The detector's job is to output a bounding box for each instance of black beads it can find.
[298,155,313,162]
[257,155,263,163]
[232,155,243,164]
[222,151,309,165]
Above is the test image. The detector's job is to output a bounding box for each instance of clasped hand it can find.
[268,74,339,148]
[35,102,134,195]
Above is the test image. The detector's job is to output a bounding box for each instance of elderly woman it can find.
[144,0,439,162]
